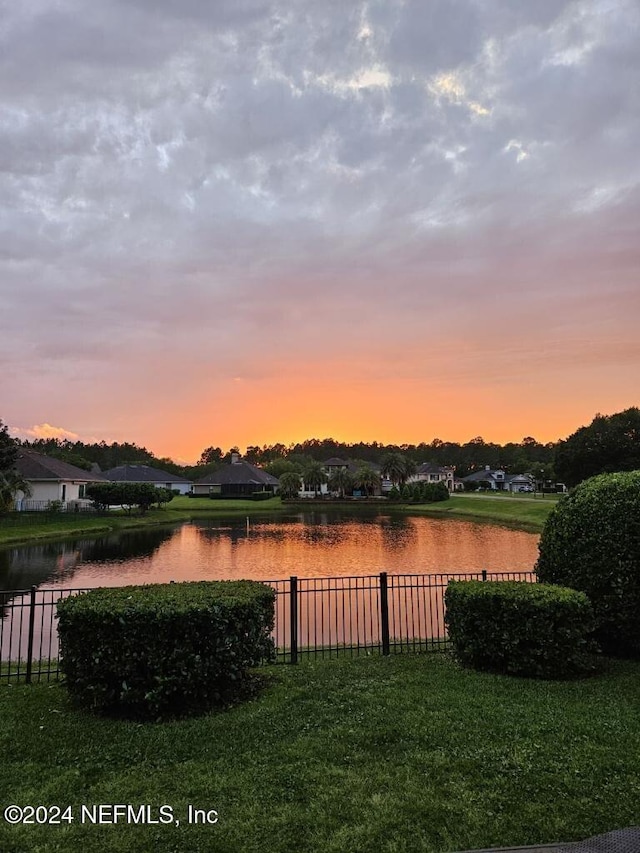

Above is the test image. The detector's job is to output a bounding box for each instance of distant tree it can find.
[85,482,120,511]
[264,459,299,478]
[303,462,326,497]
[554,408,640,487]
[278,472,302,500]
[244,445,262,464]
[86,482,160,513]
[381,453,415,489]
[0,419,18,473]
[0,470,31,511]
[328,468,353,498]
[0,420,30,511]
[402,457,417,486]
[380,453,406,488]
[353,465,380,497]
[222,446,241,464]
[120,483,159,513]
[154,457,187,477]
[199,446,223,467]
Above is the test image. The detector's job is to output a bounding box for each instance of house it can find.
[323,457,355,476]
[299,458,383,498]
[14,450,106,510]
[192,454,279,498]
[298,457,352,498]
[101,464,192,495]
[461,467,534,492]
[407,463,455,491]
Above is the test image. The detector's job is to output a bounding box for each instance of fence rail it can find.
[0,571,536,682]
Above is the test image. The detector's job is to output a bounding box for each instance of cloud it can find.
[13,424,80,442]
[1,0,638,454]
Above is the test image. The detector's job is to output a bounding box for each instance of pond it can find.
[0,511,539,591]
[0,512,539,666]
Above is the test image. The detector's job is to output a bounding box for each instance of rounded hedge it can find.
[445,580,595,679]
[536,470,640,657]
[57,580,276,720]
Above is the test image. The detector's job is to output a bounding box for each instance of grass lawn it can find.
[406,494,558,530]
[1,653,639,853]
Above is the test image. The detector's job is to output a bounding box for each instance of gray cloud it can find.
[2,0,639,448]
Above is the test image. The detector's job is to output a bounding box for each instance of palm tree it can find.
[328,468,353,498]
[303,462,326,498]
[278,471,302,500]
[380,453,407,489]
[353,465,380,497]
[381,453,417,491]
[401,457,417,488]
[0,470,31,512]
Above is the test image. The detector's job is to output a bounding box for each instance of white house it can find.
[14,450,106,510]
[407,463,455,491]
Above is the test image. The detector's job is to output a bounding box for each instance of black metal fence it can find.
[0,571,535,683]
[0,508,110,526]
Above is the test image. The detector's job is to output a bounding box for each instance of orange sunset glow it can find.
[2,2,639,461]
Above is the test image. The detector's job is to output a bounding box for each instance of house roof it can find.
[462,469,532,483]
[416,463,452,475]
[461,469,505,482]
[323,458,381,474]
[15,450,107,483]
[101,464,190,484]
[194,461,279,487]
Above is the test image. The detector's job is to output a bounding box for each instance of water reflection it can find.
[0,513,539,664]
[0,512,539,593]
[0,527,176,595]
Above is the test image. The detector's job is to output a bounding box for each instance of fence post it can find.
[289,576,298,665]
[482,569,487,582]
[379,572,390,656]
[25,585,36,685]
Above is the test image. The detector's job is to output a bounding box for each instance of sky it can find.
[2,0,639,462]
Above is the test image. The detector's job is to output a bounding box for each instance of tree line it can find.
[4,406,640,492]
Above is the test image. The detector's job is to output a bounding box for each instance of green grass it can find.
[1,654,639,853]
[405,494,557,529]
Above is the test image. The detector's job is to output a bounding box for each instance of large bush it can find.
[536,470,640,657]
[57,580,276,720]
[445,580,595,678]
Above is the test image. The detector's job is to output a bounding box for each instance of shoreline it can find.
[0,494,555,548]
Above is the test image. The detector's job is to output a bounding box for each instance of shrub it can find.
[57,580,276,720]
[86,481,160,512]
[445,580,596,678]
[154,487,175,507]
[422,481,450,502]
[536,470,640,658]
[387,486,401,501]
[86,481,120,510]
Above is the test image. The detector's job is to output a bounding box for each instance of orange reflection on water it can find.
[1,515,540,663]
[50,515,538,587]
